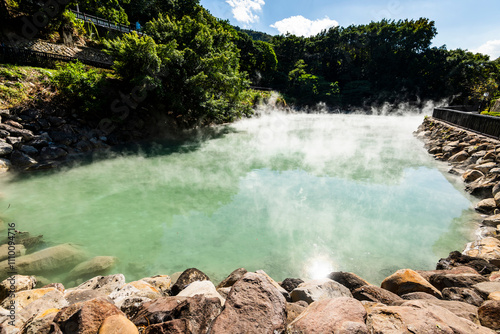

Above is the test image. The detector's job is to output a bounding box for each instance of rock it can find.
[482,214,500,227]
[437,251,499,275]
[0,158,11,172]
[52,297,123,334]
[7,136,22,145]
[210,272,286,334]
[475,199,498,214]
[132,295,221,334]
[495,192,500,207]
[64,289,111,306]
[417,266,480,281]
[119,297,151,319]
[463,170,485,183]
[177,280,225,305]
[366,300,494,334]
[467,179,497,199]
[0,243,26,261]
[352,285,402,305]
[280,278,304,293]
[0,141,13,156]
[0,243,86,278]
[216,268,247,289]
[142,319,191,334]
[287,297,368,334]
[478,300,500,330]
[4,120,22,129]
[98,314,138,334]
[429,273,488,290]
[170,268,210,296]
[285,302,306,326]
[216,287,231,300]
[465,237,500,264]
[9,150,37,168]
[0,130,8,138]
[290,278,352,304]
[170,272,183,285]
[400,292,439,300]
[72,274,126,294]
[488,291,500,300]
[327,271,370,291]
[490,271,500,281]
[67,256,117,281]
[380,269,442,298]
[19,307,59,334]
[19,145,37,156]
[255,270,290,301]
[0,275,36,302]
[392,299,480,324]
[42,282,65,292]
[0,123,34,140]
[39,146,67,161]
[473,282,500,299]
[493,183,500,197]
[475,162,498,174]
[442,287,484,306]
[449,150,469,163]
[141,275,171,295]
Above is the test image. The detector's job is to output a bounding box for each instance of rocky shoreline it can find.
[0,116,499,333]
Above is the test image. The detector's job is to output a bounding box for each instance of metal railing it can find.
[70,9,142,35]
[433,107,500,139]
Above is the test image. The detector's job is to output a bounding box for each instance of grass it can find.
[0,64,57,109]
[481,111,500,117]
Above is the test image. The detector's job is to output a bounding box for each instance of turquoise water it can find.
[0,113,478,285]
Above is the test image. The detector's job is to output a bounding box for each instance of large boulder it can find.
[177,280,225,305]
[463,170,485,183]
[449,151,469,163]
[51,297,123,334]
[366,300,494,334]
[327,271,370,291]
[475,199,498,214]
[442,287,484,306]
[170,268,210,296]
[108,280,161,309]
[216,268,247,289]
[140,275,171,295]
[429,273,488,290]
[280,278,304,293]
[482,214,500,227]
[0,243,86,279]
[352,285,402,305]
[465,238,500,265]
[437,251,499,275]
[287,297,368,334]
[132,295,221,334]
[0,275,36,302]
[473,282,500,299]
[210,272,286,334]
[67,256,117,281]
[478,300,500,330]
[391,299,480,324]
[72,274,126,295]
[98,314,138,334]
[290,278,352,304]
[19,307,60,334]
[0,141,13,156]
[380,269,442,298]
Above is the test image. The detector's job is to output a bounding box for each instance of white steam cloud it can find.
[473,40,500,60]
[271,15,339,37]
[226,0,265,24]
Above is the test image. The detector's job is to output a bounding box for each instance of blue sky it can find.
[199,0,500,59]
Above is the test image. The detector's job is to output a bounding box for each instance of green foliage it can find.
[52,61,107,113]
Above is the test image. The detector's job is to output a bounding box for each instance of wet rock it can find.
[67,256,117,281]
[39,146,67,160]
[27,137,49,149]
[473,282,500,299]
[280,278,304,293]
[285,302,306,326]
[177,280,224,304]
[0,158,11,173]
[380,269,442,298]
[478,300,500,330]
[400,291,439,300]
[98,314,138,334]
[449,151,469,163]
[52,297,123,334]
[0,275,36,302]
[429,273,488,290]
[463,170,485,183]
[482,214,500,227]
[0,243,26,261]
[327,271,370,291]
[141,275,171,295]
[73,274,126,295]
[132,295,221,334]
[0,243,86,278]
[210,272,286,334]
[290,278,352,304]
[366,300,494,334]
[287,297,368,334]
[352,285,402,305]
[216,268,247,289]
[0,141,13,156]
[170,268,210,296]
[442,287,484,306]
[475,199,497,214]
[10,150,37,168]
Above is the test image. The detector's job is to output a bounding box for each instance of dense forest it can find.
[1,0,499,126]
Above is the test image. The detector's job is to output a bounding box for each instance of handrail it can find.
[432,107,500,139]
[69,9,144,35]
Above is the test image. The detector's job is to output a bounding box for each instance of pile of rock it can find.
[0,264,499,333]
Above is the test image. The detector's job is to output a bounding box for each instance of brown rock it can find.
[287,297,368,334]
[482,214,500,227]
[132,295,221,334]
[381,269,442,298]
[216,268,247,289]
[352,285,402,305]
[52,297,124,334]
[490,271,500,281]
[19,307,59,334]
[170,268,210,296]
[280,278,304,293]
[290,278,352,304]
[98,314,138,334]
[475,199,497,214]
[141,275,171,295]
[392,299,480,324]
[285,302,306,326]
[400,292,439,300]
[478,300,500,330]
[429,273,488,290]
[64,289,110,305]
[465,237,500,262]
[210,272,286,334]
[463,170,485,183]
[417,267,480,281]
[488,291,500,300]
[143,319,192,334]
[366,300,494,334]
[327,271,370,291]
[73,274,126,294]
[449,150,469,163]
[437,251,499,275]
[0,275,36,302]
[442,287,484,306]
[473,282,500,299]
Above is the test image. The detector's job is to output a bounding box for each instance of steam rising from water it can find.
[0,112,477,285]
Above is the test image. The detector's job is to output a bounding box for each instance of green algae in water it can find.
[0,113,478,285]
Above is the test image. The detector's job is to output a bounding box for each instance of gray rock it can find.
[20,145,38,156]
[9,150,37,168]
[0,158,11,173]
[0,243,26,261]
[72,274,125,294]
[216,268,247,289]
[170,268,210,296]
[0,275,36,302]
[67,256,117,281]
[108,280,161,308]
[0,123,34,140]
[280,278,304,293]
[39,146,67,160]
[482,214,500,227]
[177,280,225,305]
[0,141,13,156]
[401,292,439,300]
[290,278,352,304]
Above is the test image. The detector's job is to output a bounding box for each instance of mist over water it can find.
[0,112,478,285]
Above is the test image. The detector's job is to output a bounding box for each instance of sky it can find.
[199,0,500,60]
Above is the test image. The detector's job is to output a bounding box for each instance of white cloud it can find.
[226,0,265,24]
[270,15,339,37]
[473,40,500,60]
